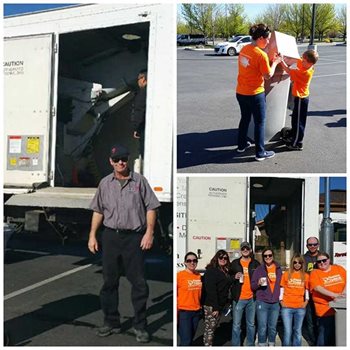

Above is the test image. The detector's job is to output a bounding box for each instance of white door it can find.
[4,34,55,187]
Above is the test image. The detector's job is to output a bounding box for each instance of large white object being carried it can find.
[248,31,300,142]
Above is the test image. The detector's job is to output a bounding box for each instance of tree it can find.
[314,4,337,41]
[252,4,288,31]
[181,4,220,37]
[336,5,346,41]
[284,4,304,39]
[215,4,248,38]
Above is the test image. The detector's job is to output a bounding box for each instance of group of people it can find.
[177,238,346,346]
[236,23,319,161]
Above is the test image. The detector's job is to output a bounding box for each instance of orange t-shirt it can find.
[177,269,202,311]
[281,271,309,308]
[289,58,314,98]
[240,258,253,300]
[267,264,277,293]
[310,265,346,317]
[236,44,271,96]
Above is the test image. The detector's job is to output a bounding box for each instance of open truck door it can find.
[4,34,56,189]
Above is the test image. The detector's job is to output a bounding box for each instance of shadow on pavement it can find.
[177,128,255,169]
[308,109,346,119]
[4,294,100,346]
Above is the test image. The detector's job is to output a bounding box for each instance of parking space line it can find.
[4,264,92,301]
[312,73,346,79]
[5,249,50,255]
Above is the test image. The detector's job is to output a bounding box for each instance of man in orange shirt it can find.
[229,242,260,346]
[280,50,319,150]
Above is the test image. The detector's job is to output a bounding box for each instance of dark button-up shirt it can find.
[90,171,160,231]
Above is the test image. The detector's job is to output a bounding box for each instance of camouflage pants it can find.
[203,305,221,346]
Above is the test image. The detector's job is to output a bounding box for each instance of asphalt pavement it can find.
[4,232,173,346]
[177,44,346,173]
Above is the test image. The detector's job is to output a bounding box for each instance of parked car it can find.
[214,35,252,56]
[177,34,206,46]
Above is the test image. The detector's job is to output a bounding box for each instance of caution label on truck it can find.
[27,136,40,154]
[7,135,44,171]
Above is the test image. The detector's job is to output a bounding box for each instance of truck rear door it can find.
[4,34,55,188]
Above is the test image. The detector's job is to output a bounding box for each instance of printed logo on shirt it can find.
[322,274,344,287]
[243,266,249,276]
[127,184,140,193]
[240,55,250,68]
[268,272,276,281]
[187,279,202,290]
[287,278,304,288]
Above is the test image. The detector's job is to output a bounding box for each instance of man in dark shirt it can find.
[131,70,147,159]
[88,144,160,343]
[302,236,320,346]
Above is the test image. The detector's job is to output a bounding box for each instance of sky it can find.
[177,3,344,22]
[4,3,345,18]
[3,3,77,16]
[319,177,346,193]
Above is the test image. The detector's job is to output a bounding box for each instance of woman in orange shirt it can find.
[280,253,309,346]
[310,252,346,346]
[236,24,281,161]
[177,252,202,346]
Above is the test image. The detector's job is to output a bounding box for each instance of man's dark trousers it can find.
[100,227,149,330]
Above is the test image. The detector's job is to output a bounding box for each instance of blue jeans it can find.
[256,300,280,346]
[178,310,201,346]
[317,315,335,346]
[231,298,256,346]
[236,92,266,157]
[290,96,309,145]
[281,307,306,346]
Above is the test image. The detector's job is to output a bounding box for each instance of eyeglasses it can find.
[218,256,229,261]
[293,261,303,265]
[317,258,328,264]
[241,247,250,251]
[263,254,273,258]
[307,243,318,247]
[112,156,128,163]
[186,259,198,264]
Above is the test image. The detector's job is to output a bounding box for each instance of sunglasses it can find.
[241,247,250,251]
[186,259,198,264]
[263,254,273,258]
[317,258,328,264]
[307,243,318,247]
[293,261,303,265]
[112,156,128,163]
[218,256,229,261]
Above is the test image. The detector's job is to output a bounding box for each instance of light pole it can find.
[320,178,334,263]
[308,4,317,51]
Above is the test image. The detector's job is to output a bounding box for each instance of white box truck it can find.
[4,4,174,245]
[177,176,320,271]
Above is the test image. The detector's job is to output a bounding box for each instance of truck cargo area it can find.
[55,21,150,187]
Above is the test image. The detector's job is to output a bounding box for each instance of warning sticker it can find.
[9,158,17,166]
[9,136,22,153]
[27,137,40,154]
[230,239,241,250]
[18,157,30,167]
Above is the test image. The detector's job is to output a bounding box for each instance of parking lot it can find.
[4,232,173,346]
[177,44,346,173]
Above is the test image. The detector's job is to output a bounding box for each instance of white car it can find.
[214,35,252,56]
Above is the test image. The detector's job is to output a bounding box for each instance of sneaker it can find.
[237,141,252,153]
[132,328,150,343]
[255,151,275,161]
[96,324,122,337]
[287,142,303,151]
